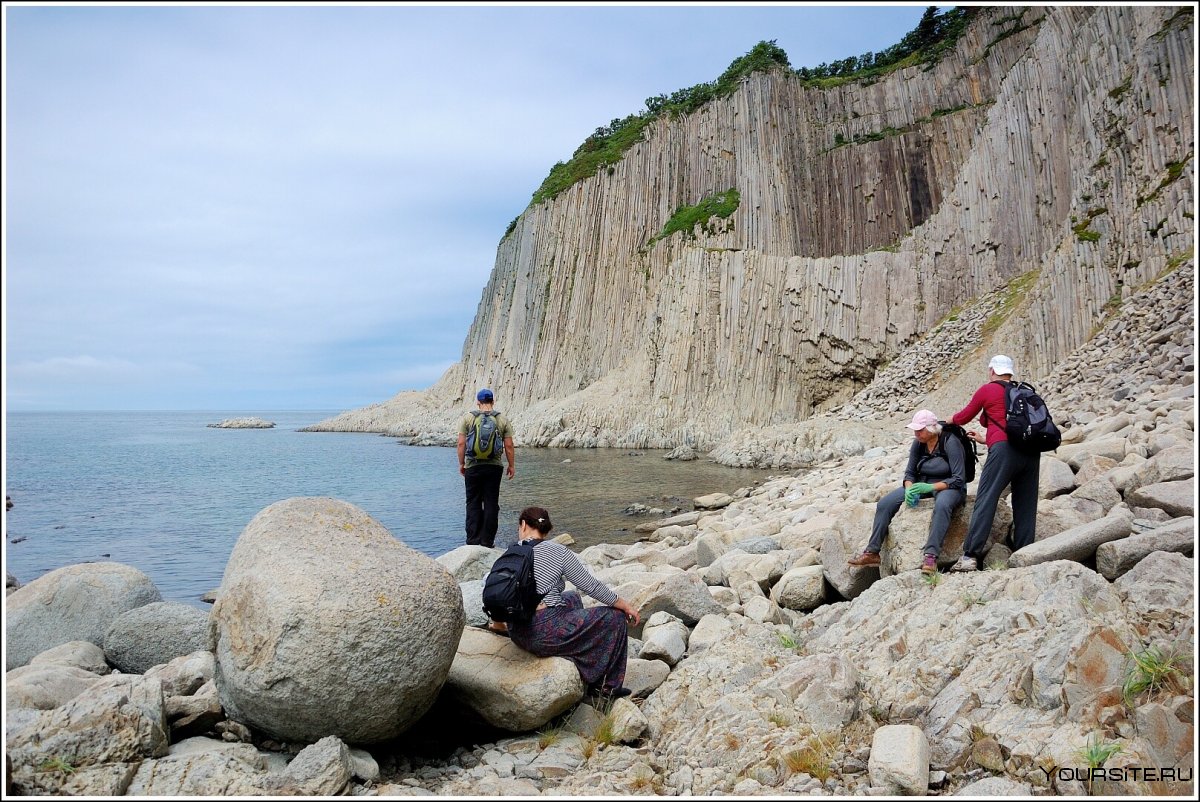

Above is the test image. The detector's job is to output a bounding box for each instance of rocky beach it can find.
[5,4,1194,798]
[4,259,1195,796]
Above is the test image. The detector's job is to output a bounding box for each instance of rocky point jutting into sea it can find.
[4,5,1194,798]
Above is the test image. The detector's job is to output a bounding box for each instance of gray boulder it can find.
[261,735,353,796]
[209,497,465,744]
[436,545,501,582]
[5,663,104,710]
[1126,478,1195,517]
[638,612,689,666]
[1008,507,1134,568]
[460,580,489,627]
[613,568,724,637]
[7,674,169,795]
[104,602,209,674]
[770,565,825,611]
[5,562,162,670]
[881,497,1009,575]
[822,522,879,600]
[1038,456,1076,498]
[444,627,583,731]
[29,640,111,675]
[144,650,215,697]
[688,613,734,655]
[1095,517,1195,579]
[754,654,860,734]
[868,724,930,795]
[127,751,266,796]
[954,777,1034,795]
[624,658,671,697]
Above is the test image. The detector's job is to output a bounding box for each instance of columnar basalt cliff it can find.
[308,6,1193,463]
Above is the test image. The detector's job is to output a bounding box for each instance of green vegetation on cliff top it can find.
[520,6,985,215]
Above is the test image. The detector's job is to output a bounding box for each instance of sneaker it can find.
[847,551,881,567]
[920,554,937,574]
[589,686,633,702]
[950,555,978,572]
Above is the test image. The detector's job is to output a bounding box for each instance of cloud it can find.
[4,3,928,411]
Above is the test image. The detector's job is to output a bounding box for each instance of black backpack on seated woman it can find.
[935,422,978,483]
[481,541,545,624]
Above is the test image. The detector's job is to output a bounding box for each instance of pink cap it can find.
[906,410,939,430]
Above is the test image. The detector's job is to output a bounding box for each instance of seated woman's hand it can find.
[905,482,936,506]
[614,598,640,627]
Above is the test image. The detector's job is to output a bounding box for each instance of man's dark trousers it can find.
[962,441,1041,558]
[464,464,504,547]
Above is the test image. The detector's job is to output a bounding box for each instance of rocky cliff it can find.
[308,5,1193,462]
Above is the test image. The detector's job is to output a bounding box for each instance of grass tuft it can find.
[782,733,836,781]
[1076,733,1122,769]
[1123,644,1188,705]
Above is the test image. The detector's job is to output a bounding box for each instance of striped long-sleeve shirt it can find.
[525,539,618,608]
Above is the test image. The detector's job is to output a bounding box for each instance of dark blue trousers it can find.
[867,485,965,557]
[962,441,1041,558]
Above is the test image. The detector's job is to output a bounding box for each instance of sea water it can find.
[3,411,775,607]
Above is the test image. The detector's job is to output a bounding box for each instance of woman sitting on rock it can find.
[506,506,641,700]
[847,410,967,574]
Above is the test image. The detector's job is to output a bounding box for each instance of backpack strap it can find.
[980,380,1012,430]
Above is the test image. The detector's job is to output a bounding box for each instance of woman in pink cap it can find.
[847,409,968,573]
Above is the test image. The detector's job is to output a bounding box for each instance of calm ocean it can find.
[3,411,775,608]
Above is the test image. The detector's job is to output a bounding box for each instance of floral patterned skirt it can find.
[508,591,628,693]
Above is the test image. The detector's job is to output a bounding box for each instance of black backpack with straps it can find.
[934,422,978,484]
[985,380,1062,455]
[481,540,545,624]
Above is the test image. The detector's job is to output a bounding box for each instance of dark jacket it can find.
[903,431,967,491]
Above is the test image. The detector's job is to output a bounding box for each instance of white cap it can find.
[988,354,1014,375]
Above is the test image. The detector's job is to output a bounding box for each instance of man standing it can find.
[457,388,515,547]
[949,355,1041,571]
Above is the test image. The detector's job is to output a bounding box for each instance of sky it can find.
[3,1,936,412]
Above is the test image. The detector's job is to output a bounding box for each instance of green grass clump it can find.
[782,734,836,781]
[1122,645,1187,705]
[648,188,740,247]
[1077,734,1122,769]
[1072,206,1108,243]
[39,757,76,775]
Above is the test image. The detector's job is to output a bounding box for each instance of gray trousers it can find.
[867,485,965,557]
[962,441,1041,558]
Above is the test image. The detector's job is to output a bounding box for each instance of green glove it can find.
[905,482,936,506]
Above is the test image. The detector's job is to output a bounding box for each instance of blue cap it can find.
[476,388,494,403]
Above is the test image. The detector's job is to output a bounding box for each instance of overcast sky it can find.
[4,2,932,412]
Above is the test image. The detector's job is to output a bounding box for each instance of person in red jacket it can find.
[948,354,1041,571]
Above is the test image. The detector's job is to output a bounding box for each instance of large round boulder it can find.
[209,497,465,744]
[5,562,162,670]
[104,602,210,674]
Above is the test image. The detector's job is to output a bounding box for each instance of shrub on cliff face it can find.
[648,188,741,247]
[527,8,988,207]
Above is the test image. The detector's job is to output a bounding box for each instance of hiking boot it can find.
[847,551,881,567]
[587,686,633,704]
[950,555,978,572]
[920,554,938,574]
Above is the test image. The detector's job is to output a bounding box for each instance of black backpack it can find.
[988,380,1062,455]
[935,422,978,483]
[481,541,545,624]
